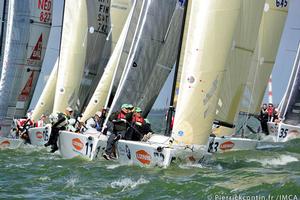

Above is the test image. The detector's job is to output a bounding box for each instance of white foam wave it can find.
[38,176,51,181]
[106,164,122,169]
[110,177,149,192]
[179,163,203,169]
[65,176,79,188]
[247,155,299,167]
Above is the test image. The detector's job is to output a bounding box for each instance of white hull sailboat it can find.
[59,0,183,164]
[0,0,52,136]
[207,0,289,153]
[266,42,300,142]
[58,0,242,168]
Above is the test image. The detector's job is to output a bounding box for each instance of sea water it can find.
[0,114,299,199]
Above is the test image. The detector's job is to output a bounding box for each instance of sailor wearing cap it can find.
[45,106,72,153]
[85,111,104,131]
[103,103,134,160]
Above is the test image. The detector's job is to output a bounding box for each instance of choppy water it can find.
[1,114,300,199]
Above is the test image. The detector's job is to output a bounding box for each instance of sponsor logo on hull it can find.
[36,131,43,139]
[136,150,151,165]
[72,138,84,151]
[0,140,10,148]
[220,141,234,150]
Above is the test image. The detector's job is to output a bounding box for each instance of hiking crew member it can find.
[45,107,73,153]
[267,103,274,122]
[85,111,105,131]
[103,104,133,160]
[17,118,34,144]
[126,107,146,141]
[259,103,269,134]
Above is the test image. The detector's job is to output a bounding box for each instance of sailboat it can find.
[28,0,129,146]
[267,42,300,142]
[207,0,288,153]
[0,0,52,148]
[58,0,180,160]
[61,0,242,167]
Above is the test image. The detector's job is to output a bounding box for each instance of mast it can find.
[165,0,188,136]
[0,0,7,61]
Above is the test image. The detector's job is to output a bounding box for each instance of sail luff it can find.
[0,0,30,119]
[172,0,241,145]
[31,58,58,121]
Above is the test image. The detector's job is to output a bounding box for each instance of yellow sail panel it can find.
[241,0,288,114]
[53,0,88,113]
[80,2,132,122]
[215,0,265,125]
[31,59,58,121]
[172,0,241,145]
[110,0,131,49]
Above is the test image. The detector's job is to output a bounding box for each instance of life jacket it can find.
[132,113,145,126]
[54,112,68,128]
[113,111,128,132]
[267,107,273,116]
[117,111,127,120]
[17,118,33,128]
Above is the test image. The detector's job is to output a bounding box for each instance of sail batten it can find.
[240,0,288,115]
[214,0,265,136]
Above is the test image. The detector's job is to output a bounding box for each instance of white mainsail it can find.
[53,0,110,113]
[13,0,52,117]
[215,0,265,125]
[240,0,288,115]
[172,0,241,145]
[280,42,300,124]
[0,0,52,123]
[30,0,64,115]
[105,0,177,117]
[80,0,133,122]
[31,59,58,121]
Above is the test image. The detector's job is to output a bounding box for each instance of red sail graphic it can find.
[30,34,43,60]
[18,72,34,101]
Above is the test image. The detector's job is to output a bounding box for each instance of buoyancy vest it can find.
[17,118,34,128]
[132,114,145,126]
[117,111,126,120]
[113,111,128,132]
[53,112,68,128]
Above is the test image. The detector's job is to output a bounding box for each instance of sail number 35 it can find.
[279,128,288,138]
[276,0,288,7]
